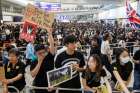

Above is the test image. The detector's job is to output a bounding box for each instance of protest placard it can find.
[24,4,54,28]
[47,66,72,87]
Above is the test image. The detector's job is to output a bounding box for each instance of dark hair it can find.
[64,35,77,45]
[5,45,15,52]
[115,48,129,63]
[8,48,19,57]
[34,44,45,52]
[85,54,103,80]
[103,33,110,41]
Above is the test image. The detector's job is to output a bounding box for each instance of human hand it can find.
[1,79,12,85]
[48,86,56,92]
[72,63,79,71]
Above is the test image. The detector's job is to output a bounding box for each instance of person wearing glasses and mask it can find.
[30,28,55,93]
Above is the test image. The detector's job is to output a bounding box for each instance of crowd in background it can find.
[0,20,140,93]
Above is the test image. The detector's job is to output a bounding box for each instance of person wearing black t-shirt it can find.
[55,35,85,93]
[133,49,140,90]
[81,54,107,93]
[1,48,25,92]
[111,48,133,88]
[30,28,55,93]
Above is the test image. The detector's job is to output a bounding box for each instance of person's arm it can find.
[101,77,112,93]
[30,57,44,78]
[47,28,55,55]
[133,59,140,64]
[113,70,130,93]
[82,78,95,93]
[75,53,86,72]
[2,74,23,85]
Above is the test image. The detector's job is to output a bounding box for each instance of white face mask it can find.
[120,56,130,65]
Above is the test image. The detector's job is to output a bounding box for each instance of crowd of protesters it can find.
[0,20,140,93]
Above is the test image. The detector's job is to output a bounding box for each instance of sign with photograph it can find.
[24,4,54,28]
[47,66,72,87]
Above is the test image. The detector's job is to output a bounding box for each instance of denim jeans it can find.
[133,70,140,90]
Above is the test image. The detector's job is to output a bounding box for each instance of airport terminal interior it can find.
[0,0,140,93]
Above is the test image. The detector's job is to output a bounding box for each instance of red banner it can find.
[20,21,37,42]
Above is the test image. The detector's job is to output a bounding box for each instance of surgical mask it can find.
[120,56,130,65]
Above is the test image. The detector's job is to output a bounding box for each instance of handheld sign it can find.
[47,66,72,87]
[23,4,54,28]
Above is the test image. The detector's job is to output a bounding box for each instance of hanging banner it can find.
[24,4,54,28]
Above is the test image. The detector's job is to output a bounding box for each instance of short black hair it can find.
[64,35,77,45]
[34,44,45,52]
[8,48,19,56]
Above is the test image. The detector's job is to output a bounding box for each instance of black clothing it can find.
[30,52,55,93]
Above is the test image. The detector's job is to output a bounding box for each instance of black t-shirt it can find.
[30,52,54,87]
[55,51,85,88]
[4,61,25,91]
[111,61,133,83]
[82,69,106,88]
[133,50,140,71]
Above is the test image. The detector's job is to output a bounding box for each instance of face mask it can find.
[120,56,130,65]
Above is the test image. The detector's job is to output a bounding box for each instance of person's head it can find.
[8,48,19,64]
[86,54,102,79]
[64,35,77,51]
[115,48,130,65]
[87,54,102,72]
[5,45,15,52]
[103,32,110,41]
[34,44,46,59]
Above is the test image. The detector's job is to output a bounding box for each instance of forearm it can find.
[48,33,55,55]
[31,63,42,78]
[84,86,94,92]
[113,70,130,93]
[77,67,85,72]
[8,74,23,83]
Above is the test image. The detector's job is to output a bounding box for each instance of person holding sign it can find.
[30,28,55,93]
[1,48,26,93]
[81,54,111,93]
[55,35,85,93]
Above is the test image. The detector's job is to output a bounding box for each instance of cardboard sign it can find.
[47,66,72,87]
[24,4,54,28]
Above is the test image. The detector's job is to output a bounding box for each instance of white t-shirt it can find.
[118,40,126,48]
[101,40,111,55]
